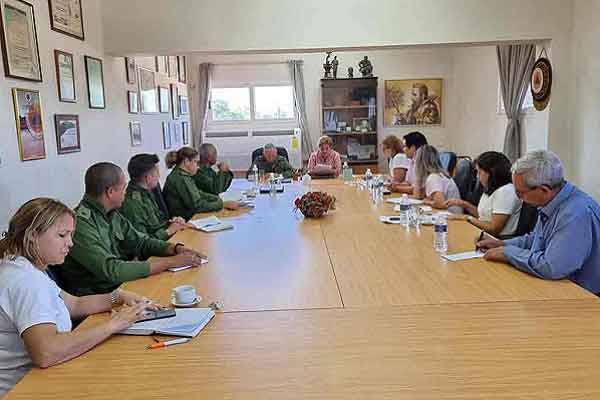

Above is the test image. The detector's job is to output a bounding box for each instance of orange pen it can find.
[147,338,190,349]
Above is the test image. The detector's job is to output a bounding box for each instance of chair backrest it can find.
[251,147,289,163]
[438,151,458,176]
[153,183,170,219]
[453,158,477,201]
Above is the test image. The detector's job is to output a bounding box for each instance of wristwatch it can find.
[110,288,121,305]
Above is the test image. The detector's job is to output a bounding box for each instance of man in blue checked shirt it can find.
[477,150,600,295]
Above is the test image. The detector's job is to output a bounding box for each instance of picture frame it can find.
[168,56,178,79]
[384,78,443,127]
[54,49,76,102]
[158,86,169,113]
[54,114,80,154]
[177,55,186,83]
[170,83,179,119]
[84,55,105,109]
[179,95,188,115]
[181,121,189,145]
[162,121,171,149]
[155,56,168,75]
[12,88,46,161]
[48,0,84,40]
[139,67,158,113]
[127,90,138,114]
[170,121,182,148]
[0,0,43,82]
[129,121,142,147]
[125,57,136,84]
[352,117,371,132]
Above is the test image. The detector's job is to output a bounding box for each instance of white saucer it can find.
[171,295,202,308]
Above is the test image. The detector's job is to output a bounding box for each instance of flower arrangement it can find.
[294,191,336,218]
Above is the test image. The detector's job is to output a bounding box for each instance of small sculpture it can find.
[358,56,373,77]
[347,67,354,78]
[323,52,333,79]
[332,56,339,79]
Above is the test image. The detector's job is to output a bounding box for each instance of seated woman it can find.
[381,135,410,189]
[445,151,522,236]
[413,145,463,214]
[163,147,239,220]
[307,136,342,177]
[0,198,154,396]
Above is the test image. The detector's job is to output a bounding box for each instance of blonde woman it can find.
[414,145,463,214]
[0,198,154,396]
[307,136,342,177]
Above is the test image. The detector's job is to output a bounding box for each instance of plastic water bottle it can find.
[434,214,448,253]
[364,168,373,189]
[342,162,353,182]
[398,194,411,227]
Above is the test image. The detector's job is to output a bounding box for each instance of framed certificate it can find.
[130,121,142,147]
[139,67,158,113]
[0,0,42,82]
[85,55,105,109]
[54,114,81,154]
[12,88,46,161]
[54,50,76,102]
[48,0,84,40]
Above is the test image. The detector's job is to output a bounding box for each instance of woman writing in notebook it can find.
[0,198,156,396]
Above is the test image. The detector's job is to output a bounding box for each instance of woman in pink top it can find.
[307,136,342,177]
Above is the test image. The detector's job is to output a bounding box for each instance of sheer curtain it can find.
[190,62,212,148]
[497,44,536,162]
[288,60,314,162]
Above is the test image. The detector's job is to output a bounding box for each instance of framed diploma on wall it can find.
[0,0,42,82]
[84,55,105,109]
[54,50,76,102]
[48,0,84,40]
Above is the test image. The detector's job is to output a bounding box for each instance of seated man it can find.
[307,135,342,177]
[120,154,187,240]
[478,150,600,294]
[57,162,205,296]
[246,143,294,179]
[194,143,233,195]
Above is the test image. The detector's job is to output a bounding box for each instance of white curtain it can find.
[497,44,536,162]
[288,60,314,161]
[191,63,212,148]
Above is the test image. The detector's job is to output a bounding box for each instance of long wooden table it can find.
[7,179,598,399]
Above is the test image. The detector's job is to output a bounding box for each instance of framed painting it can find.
[158,86,169,113]
[177,55,186,83]
[54,49,76,102]
[384,78,442,127]
[48,0,84,40]
[129,121,142,147]
[54,114,80,154]
[0,0,42,82]
[125,57,136,84]
[179,95,188,115]
[139,67,158,113]
[84,55,105,109]
[162,121,171,149]
[127,90,138,114]
[12,88,45,161]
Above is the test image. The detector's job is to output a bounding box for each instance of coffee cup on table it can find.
[172,285,197,304]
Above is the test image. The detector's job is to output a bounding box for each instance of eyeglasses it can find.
[515,186,540,198]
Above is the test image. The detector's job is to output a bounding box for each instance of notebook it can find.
[120,308,215,338]
[189,216,233,232]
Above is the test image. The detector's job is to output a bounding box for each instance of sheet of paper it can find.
[168,258,208,272]
[441,251,485,262]
[189,216,221,230]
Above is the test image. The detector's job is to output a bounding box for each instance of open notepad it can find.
[120,308,215,337]
[189,216,233,232]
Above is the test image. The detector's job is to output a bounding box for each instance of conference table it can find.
[7,179,599,399]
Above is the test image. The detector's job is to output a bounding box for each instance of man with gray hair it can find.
[194,143,233,195]
[246,143,294,179]
[478,150,600,294]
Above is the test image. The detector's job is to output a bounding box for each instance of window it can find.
[254,86,294,120]
[210,88,251,121]
[498,81,534,114]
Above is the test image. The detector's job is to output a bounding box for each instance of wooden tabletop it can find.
[6,178,598,398]
[9,300,600,399]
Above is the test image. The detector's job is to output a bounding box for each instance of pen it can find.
[147,338,190,349]
[475,231,485,251]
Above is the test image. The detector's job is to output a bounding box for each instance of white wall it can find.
[0,0,187,231]
[570,0,600,200]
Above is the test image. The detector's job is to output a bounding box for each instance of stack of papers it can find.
[441,251,485,262]
[189,216,233,232]
[120,308,215,337]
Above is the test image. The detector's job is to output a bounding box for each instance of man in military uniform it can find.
[120,154,187,240]
[398,83,441,125]
[246,143,294,179]
[57,162,205,296]
[194,143,233,195]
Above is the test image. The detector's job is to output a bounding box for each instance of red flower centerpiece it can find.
[294,191,336,218]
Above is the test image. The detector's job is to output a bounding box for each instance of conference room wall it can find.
[0,0,178,232]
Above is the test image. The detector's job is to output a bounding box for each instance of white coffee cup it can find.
[172,285,197,304]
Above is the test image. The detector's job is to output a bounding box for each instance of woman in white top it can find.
[446,151,522,236]
[381,135,410,186]
[414,145,463,214]
[0,198,156,396]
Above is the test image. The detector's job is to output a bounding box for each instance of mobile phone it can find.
[135,308,176,323]
[388,217,401,221]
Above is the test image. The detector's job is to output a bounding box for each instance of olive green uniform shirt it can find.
[246,155,294,179]
[58,196,172,296]
[194,165,233,195]
[163,167,223,220]
[120,182,170,241]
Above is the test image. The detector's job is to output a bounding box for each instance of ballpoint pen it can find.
[147,338,190,349]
